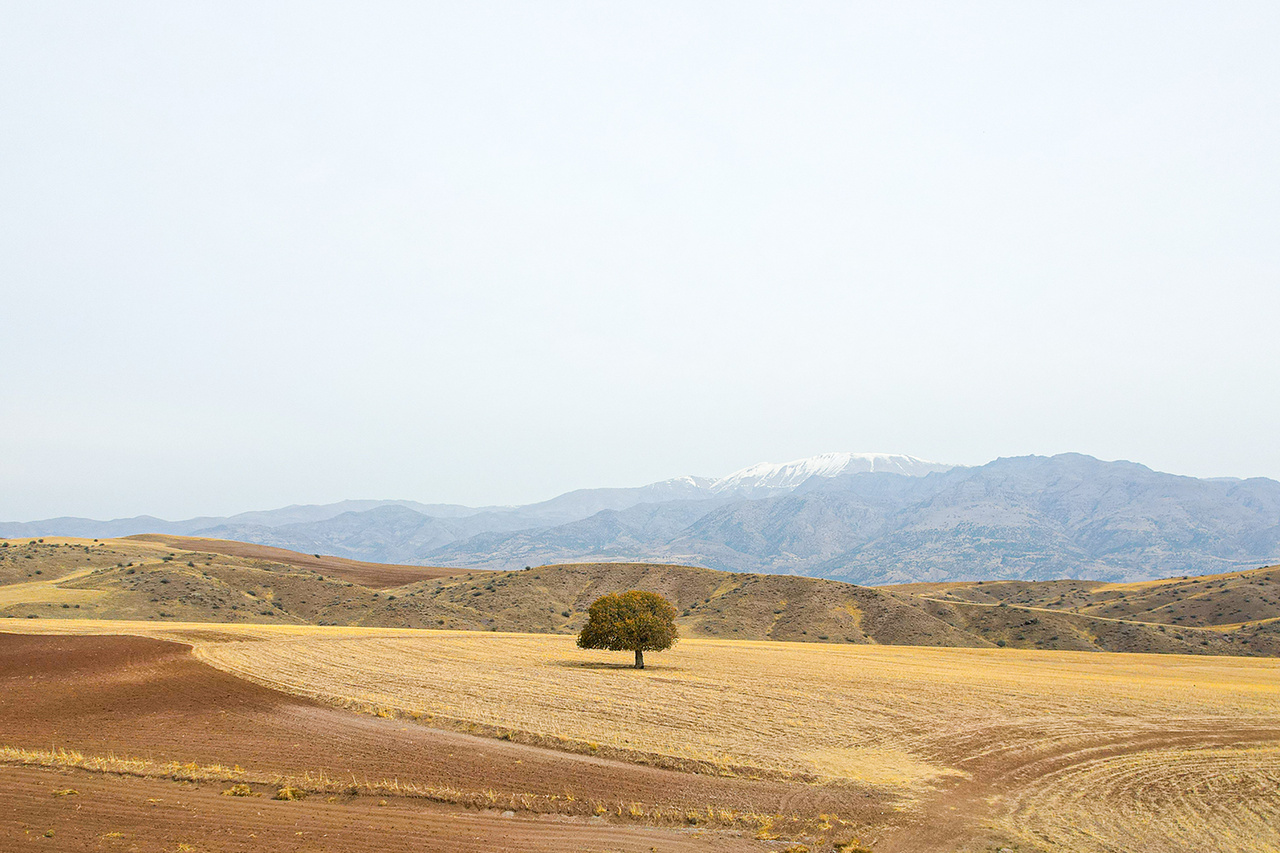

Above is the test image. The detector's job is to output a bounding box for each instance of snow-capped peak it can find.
[711,452,952,494]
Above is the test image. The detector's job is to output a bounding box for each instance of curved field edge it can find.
[0,745,827,838]
[10,620,1280,853]
[0,630,870,849]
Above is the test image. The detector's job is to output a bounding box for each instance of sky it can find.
[3,2,1279,521]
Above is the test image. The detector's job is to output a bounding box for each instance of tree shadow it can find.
[553,660,683,672]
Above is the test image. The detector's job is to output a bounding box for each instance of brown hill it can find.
[125,534,467,588]
[893,565,1280,628]
[3,536,1277,656]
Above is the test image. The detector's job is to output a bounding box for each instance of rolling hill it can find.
[3,535,1277,657]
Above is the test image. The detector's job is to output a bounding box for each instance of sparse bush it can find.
[222,784,254,797]
[273,786,306,801]
[833,842,872,853]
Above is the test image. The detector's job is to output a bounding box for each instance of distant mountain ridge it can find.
[0,452,945,544]
[5,452,1279,583]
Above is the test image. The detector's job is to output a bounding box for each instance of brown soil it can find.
[125,535,472,588]
[0,765,752,853]
[0,633,891,849]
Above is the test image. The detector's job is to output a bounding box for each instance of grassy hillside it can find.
[3,536,1278,656]
[126,534,468,588]
[0,536,469,624]
[895,566,1280,627]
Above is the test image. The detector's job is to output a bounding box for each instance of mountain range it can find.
[5,452,1279,583]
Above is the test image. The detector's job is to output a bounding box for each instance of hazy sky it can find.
[3,2,1279,520]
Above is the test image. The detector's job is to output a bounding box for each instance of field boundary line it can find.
[0,744,836,840]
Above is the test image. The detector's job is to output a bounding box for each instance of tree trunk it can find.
[634,648,644,669]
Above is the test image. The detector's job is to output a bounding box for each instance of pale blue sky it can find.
[3,2,1279,520]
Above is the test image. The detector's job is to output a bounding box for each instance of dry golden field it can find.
[14,618,1280,853]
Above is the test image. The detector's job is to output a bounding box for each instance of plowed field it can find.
[7,620,1280,852]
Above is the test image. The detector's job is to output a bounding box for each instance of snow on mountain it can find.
[710,452,953,494]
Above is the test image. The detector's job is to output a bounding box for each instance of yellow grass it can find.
[9,618,1280,853]
[0,568,108,608]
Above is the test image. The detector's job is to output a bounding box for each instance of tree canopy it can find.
[576,590,678,669]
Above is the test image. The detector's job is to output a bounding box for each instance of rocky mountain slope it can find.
[428,454,1280,582]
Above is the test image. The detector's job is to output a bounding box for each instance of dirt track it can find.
[0,633,889,851]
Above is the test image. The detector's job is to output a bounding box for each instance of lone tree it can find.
[577,590,677,669]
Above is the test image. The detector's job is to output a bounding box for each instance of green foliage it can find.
[576,590,678,659]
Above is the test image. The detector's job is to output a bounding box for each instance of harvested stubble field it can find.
[0,629,789,853]
[10,619,1280,853]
